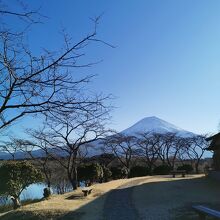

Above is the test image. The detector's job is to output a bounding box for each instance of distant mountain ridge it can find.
[0,116,195,159]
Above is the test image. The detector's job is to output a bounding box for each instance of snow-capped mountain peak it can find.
[121,116,194,137]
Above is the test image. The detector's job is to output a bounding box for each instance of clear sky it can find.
[7,0,220,135]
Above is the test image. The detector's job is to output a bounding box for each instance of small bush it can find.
[177,164,193,173]
[110,167,128,179]
[0,161,43,209]
[121,167,128,178]
[129,166,150,178]
[153,165,171,175]
[103,167,112,182]
[110,167,121,179]
[78,163,103,185]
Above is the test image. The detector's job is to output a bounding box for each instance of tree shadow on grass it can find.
[65,195,83,200]
[58,191,111,220]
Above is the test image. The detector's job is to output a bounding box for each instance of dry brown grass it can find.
[0,177,147,220]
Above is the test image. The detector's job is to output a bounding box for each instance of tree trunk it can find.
[11,196,21,209]
[46,179,51,188]
[71,179,78,190]
[195,163,199,174]
[68,167,78,190]
[45,175,51,188]
[148,164,153,175]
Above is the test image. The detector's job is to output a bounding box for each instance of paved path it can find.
[133,175,220,220]
[103,178,150,220]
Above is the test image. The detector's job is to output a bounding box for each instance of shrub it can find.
[0,161,43,209]
[102,167,112,182]
[153,165,171,175]
[121,167,128,178]
[129,166,150,178]
[110,167,121,179]
[78,163,103,185]
[88,163,103,183]
[177,164,193,173]
[77,165,86,182]
[110,167,128,179]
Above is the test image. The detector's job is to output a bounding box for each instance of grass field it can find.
[0,175,219,220]
[0,177,147,220]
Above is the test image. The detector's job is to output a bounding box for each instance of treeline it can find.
[0,132,209,193]
[103,132,209,175]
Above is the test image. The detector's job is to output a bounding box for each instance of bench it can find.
[192,205,220,219]
[82,188,93,197]
[170,170,186,178]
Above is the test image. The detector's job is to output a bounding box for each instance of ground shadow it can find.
[65,195,84,200]
[130,176,220,220]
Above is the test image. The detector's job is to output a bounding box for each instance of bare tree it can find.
[0,1,113,132]
[136,132,161,174]
[185,135,208,173]
[175,138,192,166]
[168,135,189,169]
[151,133,167,166]
[0,135,55,188]
[0,1,42,23]
[104,134,137,176]
[25,95,111,190]
[0,137,20,160]
[15,137,54,188]
[153,133,183,169]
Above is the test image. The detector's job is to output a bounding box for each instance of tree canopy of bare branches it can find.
[104,134,138,176]
[0,1,113,132]
[22,94,111,190]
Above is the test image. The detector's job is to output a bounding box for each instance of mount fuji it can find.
[120,116,195,137]
[88,116,196,156]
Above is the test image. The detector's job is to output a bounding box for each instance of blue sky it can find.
[7,0,220,135]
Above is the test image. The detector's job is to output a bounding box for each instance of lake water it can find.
[0,182,84,205]
[20,183,47,201]
[0,183,48,206]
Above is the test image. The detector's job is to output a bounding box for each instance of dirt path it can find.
[103,178,151,220]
